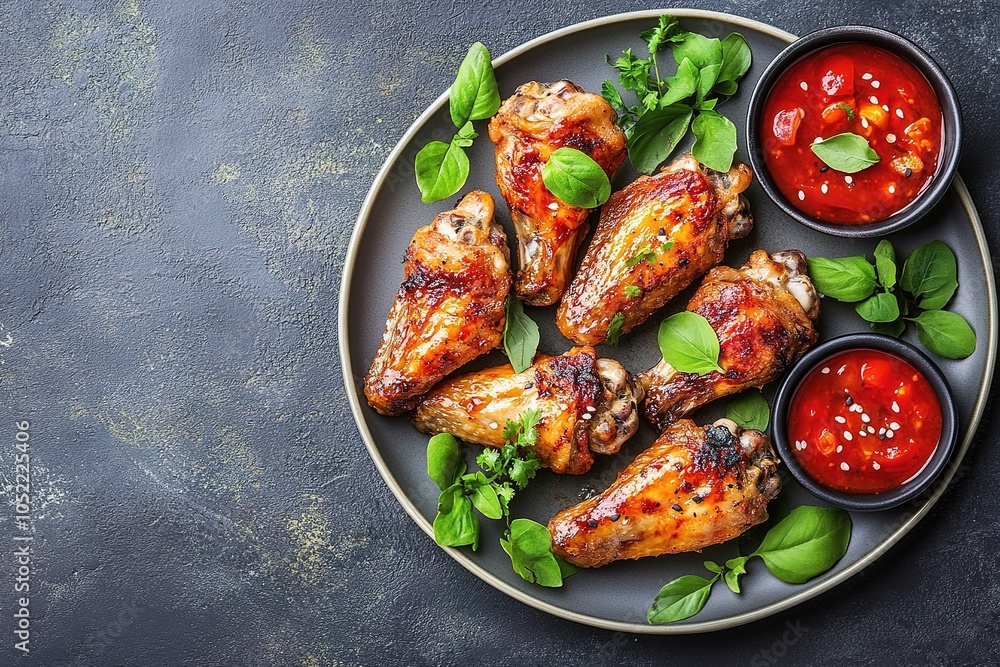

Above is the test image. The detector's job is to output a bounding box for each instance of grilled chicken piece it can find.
[488,81,627,306]
[557,154,753,345]
[411,346,643,474]
[642,250,820,431]
[364,191,510,416]
[549,418,781,568]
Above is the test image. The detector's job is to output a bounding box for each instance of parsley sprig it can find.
[603,14,752,174]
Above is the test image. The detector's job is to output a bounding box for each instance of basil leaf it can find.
[912,310,977,359]
[647,574,717,624]
[503,296,539,373]
[713,80,738,96]
[657,311,724,375]
[717,33,751,85]
[471,480,503,520]
[873,239,897,290]
[671,32,722,72]
[601,78,625,113]
[724,556,748,594]
[449,42,500,128]
[810,133,879,173]
[557,557,580,580]
[723,569,742,594]
[433,484,480,549]
[704,560,723,574]
[501,519,565,587]
[726,390,769,431]
[606,312,626,346]
[427,433,461,491]
[807,255,877,302]
[751,506,851,584]
[541,147,612,209]
[870,319,905,338]
[900,241,958,310]
[414,139,469,204]
[855,292,900,323]
[691,109,737,172]
[659,57,700,107]
[628,104,693,174]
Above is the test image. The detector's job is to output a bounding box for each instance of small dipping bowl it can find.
[747,26,962,238]
[771,334,958,511]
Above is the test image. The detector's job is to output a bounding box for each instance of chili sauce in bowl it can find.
[761,44,942,225]
[746,26,962,238]
[772,334,958,511]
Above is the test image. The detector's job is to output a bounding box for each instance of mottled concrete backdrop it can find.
[0,0,997,665]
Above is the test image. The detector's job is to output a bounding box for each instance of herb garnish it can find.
[624,285,643,299]
[810,132,879,173]
[503,295,540,373]
[427,413,577,587]
[648,506,851,624]
[541,147,612,208]
[836,102,855,121]
[415,43,500,203]
[725,390,769,431]
[808,240,976,359]
[603,15,752,174]
[606,312,626,345]
[657,311,724,375]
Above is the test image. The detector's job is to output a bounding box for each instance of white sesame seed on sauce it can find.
[814,136,824,144]
[821,183,829,194]
[586,405,597,413]
[868,425,876,434]
[843,431,853,441]
[548,202,559,210]
[892,401,900,413]
[859,430,869,437]
[821,367,831,374]
[886,429,895,439]
[841,462,850,471]
[888,185,896,194]
[845,175,854,185]
[836,445,844,453]
[870,95,879,104]
[851,404,864,413]
[582,413,592,420]
[835,415,847,424]
[861,117,870,129]
[896,108,905,119]
[861,413,871,423]
[798,190,805,201]
[871,80,881,89]
[800,81,808,91]
[872,461,881,471]
[488,421,499,430]
[862,72,873,80]
[890,421,901,431]
[882,104,890,112]
[886,133,897,144]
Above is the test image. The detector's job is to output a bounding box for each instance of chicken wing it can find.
[488,80,627,306]
[642,250,820,431]
[557,154,753,345]
[411,346,643,475]
[549,418,781,568]
[364,191,511,416]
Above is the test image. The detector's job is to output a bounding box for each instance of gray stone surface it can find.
[0,0,997,665]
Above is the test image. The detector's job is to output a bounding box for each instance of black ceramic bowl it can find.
[771,334,958,511]
[746,26,962,238]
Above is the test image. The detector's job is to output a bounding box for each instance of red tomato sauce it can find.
[787,349,942,494]
[762,44,943,224]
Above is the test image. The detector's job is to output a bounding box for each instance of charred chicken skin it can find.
[549,418,781,568]
[364,191,511,416]
[642,250,820,431]
[557,154,753,345]
[411,346,643,475]
[488,80,627,306]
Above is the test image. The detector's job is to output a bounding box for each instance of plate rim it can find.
[338,9,998,633]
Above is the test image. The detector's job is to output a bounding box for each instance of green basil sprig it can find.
[808,240,976,359]
[503,295,540,373]
[427,412,577,587]
[415,43,500,203]
[603,14,752,174]
[657,311,724,375]
[809,132,880,173]
[648,506,852,624]
[725,390,769,431]
[541,147,612,208]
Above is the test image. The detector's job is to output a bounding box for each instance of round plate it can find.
[339,10,997,633]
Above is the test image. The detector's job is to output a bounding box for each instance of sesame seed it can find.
[489,421,499,429]
[800,81,808,91]
[821,183,829,194]
[873,461,881,471]
[904,168,913,178]
[586,405,597,413]
[610,513,620,521]
[548,202,558,210]
[888,185,896,194]
[868,426,876,434]
[896,108,904,118]
[582,413,592,420]
[622,517,629,525]
[890,421,900,431]
[671,504,683,512]
[872,80,881,89]
[845,175,854,185]
[587,518,598,528]
[892,401,900,413]
[862,72,873,80]
[836,445,843,453]
[835,415,847,424]
[870,95,879,104]
[861,413,871,423]
[821,366,831,374]
[820,165,829,173]
[882,104,889,112]
[886,429,895,438]
[860,430,868,437]
[841,462,850,471]
[861,117,870,129]
[886,133,897,144]
[798,190,805,201]
[844,431,853,441]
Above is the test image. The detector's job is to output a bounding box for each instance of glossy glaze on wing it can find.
[488,81,627,306]
[549,419,781,568]
[411,346,643,474]
[363,191,511,416]
[641,250,820,431]
[557,154,753,345]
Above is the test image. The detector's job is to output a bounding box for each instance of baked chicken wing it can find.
[364,191,511,416]
[488,80,627,306]
[642,250,820,431]
[411,346,643,475]
[549,418,781,568]
[557,154,753,345]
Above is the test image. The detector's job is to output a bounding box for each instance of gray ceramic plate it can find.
[339,10,997,633]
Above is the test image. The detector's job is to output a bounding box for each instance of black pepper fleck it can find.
[678,258,690,267]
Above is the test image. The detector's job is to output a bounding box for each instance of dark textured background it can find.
[0,1,997,665]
